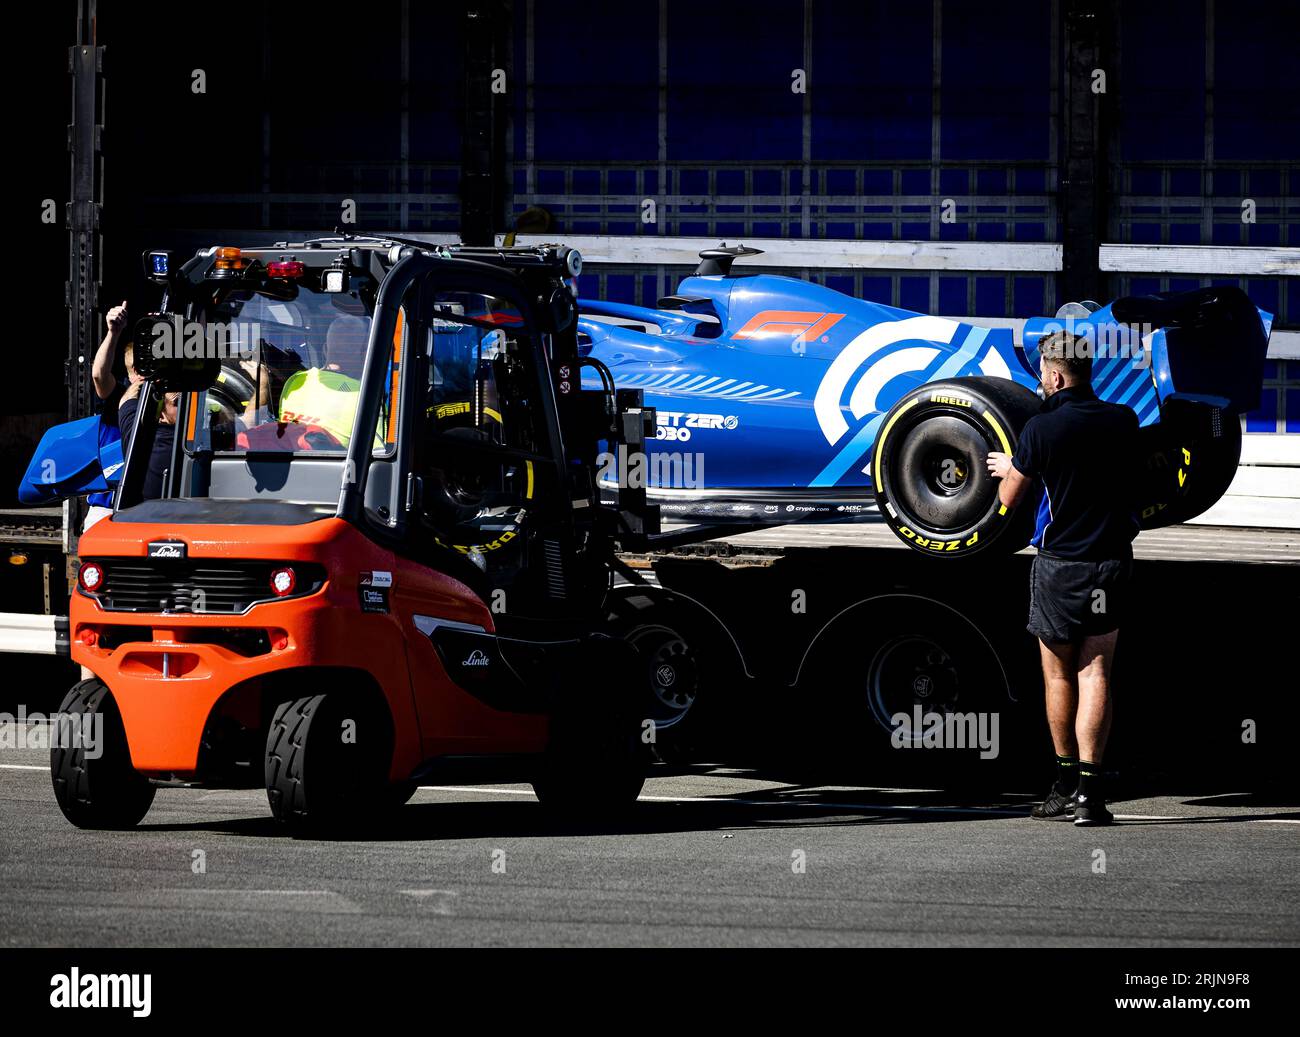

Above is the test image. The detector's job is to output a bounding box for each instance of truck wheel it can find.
[50,679,156,830]
[800,597,1010,775]
[264,694,392,830]
[532,637,648,822]
[873,376,1040,557]
[619,621,705,763]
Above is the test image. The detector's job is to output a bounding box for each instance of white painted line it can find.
[179,889,338,896]
[417,784,1298,824]
[0,764,47,771]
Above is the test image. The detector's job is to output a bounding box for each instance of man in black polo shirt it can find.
[987,329,1139,827]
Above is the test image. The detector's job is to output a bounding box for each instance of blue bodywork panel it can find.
[17,414,123,506]
[580,274,1271,514]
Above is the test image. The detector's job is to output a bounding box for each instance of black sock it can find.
[1054,754,1078,795]
[1078,760,1104,801]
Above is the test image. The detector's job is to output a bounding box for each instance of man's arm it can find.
[987,417,1038,509]
[986,452,1033,508]
[92,301,129,400]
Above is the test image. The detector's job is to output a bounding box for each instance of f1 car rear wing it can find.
[1023,286,1272,418]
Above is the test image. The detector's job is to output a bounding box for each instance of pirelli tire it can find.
[50,679,156,830]
[872,376,1041,558]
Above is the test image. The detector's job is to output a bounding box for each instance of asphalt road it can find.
[1,740,1296,948]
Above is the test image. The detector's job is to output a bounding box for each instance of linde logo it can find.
[462,650,490,668]
[49,968,151,1017]
[148,541,186,558]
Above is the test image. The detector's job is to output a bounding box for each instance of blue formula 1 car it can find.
[579,245,1272,556]
[20,241,1272,560]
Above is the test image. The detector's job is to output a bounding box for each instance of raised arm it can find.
[92,301,129,400]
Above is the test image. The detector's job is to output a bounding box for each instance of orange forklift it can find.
[56,238,707,831]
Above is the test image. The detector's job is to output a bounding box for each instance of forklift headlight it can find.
[322,268,348,293]
[78,562,105,593]
[269,567,297,597]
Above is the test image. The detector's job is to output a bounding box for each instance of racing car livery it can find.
[579,246,1272,555]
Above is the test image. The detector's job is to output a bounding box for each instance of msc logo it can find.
[733,310,845,344]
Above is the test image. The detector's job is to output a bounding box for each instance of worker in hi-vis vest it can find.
[278,314,378,447]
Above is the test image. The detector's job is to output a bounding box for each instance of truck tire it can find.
[797,595,1012,779]
[615,619,708,765]
[532,636,648,822]
[51,679,156,830]
[872,376,1040,557]
[264,693,393,830]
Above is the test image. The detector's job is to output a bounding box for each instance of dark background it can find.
[6,0,1299,503]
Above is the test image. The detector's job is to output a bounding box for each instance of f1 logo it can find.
[733,310,845,344]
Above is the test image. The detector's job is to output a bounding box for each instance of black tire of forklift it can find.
[872,376,1040,558]
[794,596,1011,783]
[264,694,395,831]
[51,679,156,830]
[532,637,648,823]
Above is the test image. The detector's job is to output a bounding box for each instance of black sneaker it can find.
[1030,787,1077,820]
[1072,796,1114,827]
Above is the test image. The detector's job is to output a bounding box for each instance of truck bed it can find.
[626,518,1300,567]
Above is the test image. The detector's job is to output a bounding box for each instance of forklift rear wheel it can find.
[264,694,393,830]
[51,679,156,830]
[532,639,648,822]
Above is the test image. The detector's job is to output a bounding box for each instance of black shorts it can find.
[1027,552,1132,644]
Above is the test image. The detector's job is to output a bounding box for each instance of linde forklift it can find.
[57,237,712,831]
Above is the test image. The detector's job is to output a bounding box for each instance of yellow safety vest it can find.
[278,368,366,446]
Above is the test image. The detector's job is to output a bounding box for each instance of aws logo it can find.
[733,310,845,344]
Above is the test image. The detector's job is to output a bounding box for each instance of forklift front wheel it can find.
[51,679,156,830]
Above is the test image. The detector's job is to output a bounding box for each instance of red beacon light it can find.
[266,260,305,280]
[269,567,296,597]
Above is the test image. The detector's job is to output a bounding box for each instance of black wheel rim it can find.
[890,413,998,535]
[866,634,961,742]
